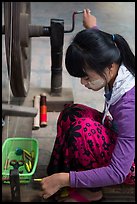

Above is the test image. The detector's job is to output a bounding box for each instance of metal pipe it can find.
[64,10,84,33]
[50,19,64,95]
[29,25,50,37]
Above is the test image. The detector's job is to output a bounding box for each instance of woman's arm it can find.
[70,92,135,188]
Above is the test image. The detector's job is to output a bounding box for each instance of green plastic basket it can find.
[2,137,39,184]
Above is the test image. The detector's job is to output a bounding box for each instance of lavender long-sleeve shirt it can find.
[70,86,135,188]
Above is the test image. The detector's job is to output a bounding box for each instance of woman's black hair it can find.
[65,28,135,78]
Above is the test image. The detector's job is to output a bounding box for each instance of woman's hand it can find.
[41,172,70,199]
[83,8,97,29]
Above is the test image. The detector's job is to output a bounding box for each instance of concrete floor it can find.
[2,2,135,202]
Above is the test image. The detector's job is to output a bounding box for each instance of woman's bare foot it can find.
[55,187,103,202]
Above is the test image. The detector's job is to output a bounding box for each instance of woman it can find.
[41,9,135,202]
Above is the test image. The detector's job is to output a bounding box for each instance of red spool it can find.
[40,93,47,127]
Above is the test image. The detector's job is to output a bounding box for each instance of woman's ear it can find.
[104,64,114,79]
[108,63,114,78]
[105,63,119,86]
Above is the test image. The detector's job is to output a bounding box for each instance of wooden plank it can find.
[3,87,74,112]
[2,95,34,143]
[2,182,135,202]
[2,103,37,117]
[102,185,135,202]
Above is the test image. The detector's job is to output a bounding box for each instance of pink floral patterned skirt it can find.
[47,104,135,186]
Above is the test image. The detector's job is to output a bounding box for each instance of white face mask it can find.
[87,78,106,91]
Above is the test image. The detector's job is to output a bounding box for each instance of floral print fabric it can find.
[47,104,135,185]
